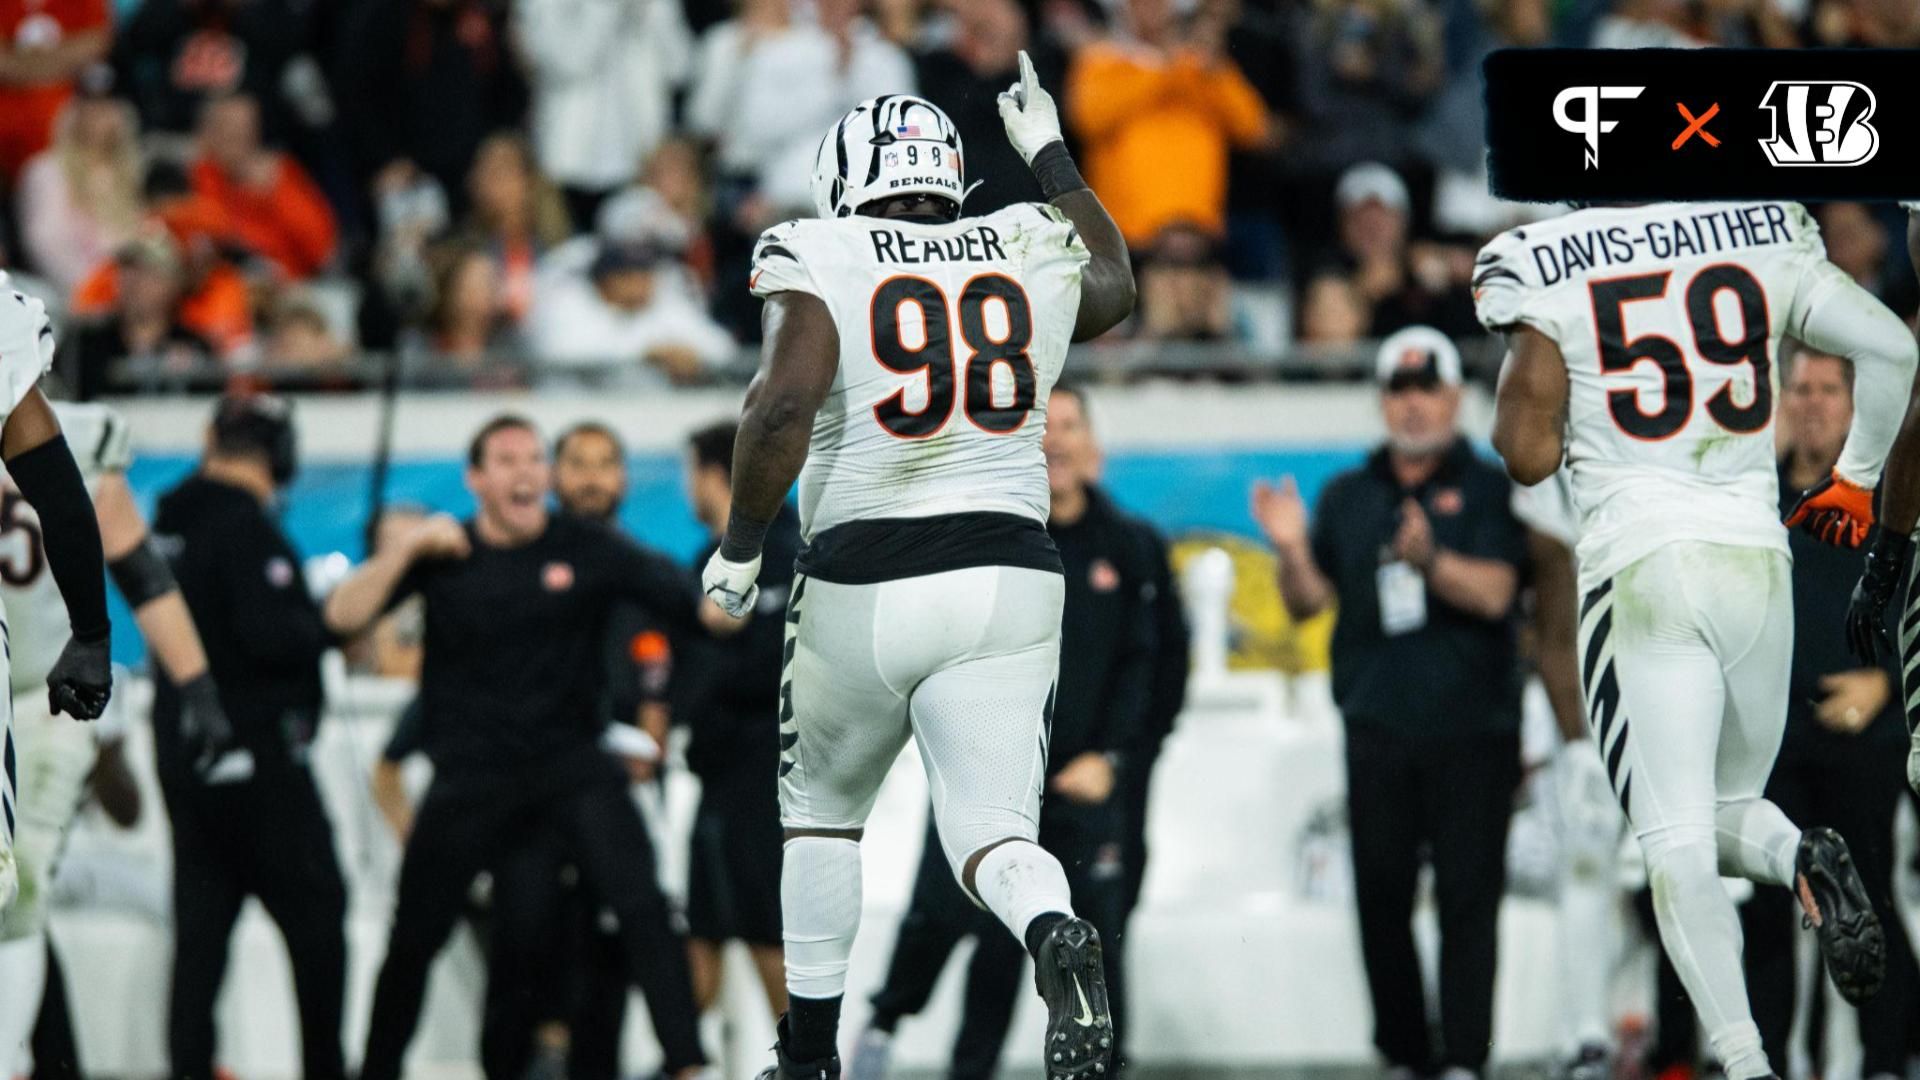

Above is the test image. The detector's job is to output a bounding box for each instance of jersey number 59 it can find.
[870,275,1036,439]
[1590,266,1771,441]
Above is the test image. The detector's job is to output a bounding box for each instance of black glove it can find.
[1847,528,1913,666]
[177,673,237,778]
[47,628,111,720]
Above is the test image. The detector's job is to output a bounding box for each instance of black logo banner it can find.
[1485,49,1920,202]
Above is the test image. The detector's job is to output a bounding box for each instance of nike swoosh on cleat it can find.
[1071,973,1095,1027]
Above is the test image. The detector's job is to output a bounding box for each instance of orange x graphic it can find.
[1673,102,1721,150]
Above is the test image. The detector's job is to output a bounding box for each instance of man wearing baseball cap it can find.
[1251,325,1529,1080]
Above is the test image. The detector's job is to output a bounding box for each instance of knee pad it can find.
[1640,827,1720,898]
[0,826,54,940]
[933,808,1040,888]
[781,836,862,1000]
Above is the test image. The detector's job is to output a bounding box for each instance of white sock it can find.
[781,837,862,1000]
[1555,854,1616,1053]
[1715,799,1800,888]
[1709,1020,1770,1080]
[0,932,48,1076]
[1643,830,1773,1079]
[971,840,1074,944]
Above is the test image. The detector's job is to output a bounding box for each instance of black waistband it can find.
[797,511,1063,585]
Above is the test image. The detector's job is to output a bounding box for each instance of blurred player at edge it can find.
[0,285,117,914]
[701,54,1135,1080]
[1839,203,1920,798]
[0,401,235,1072]
[1480,199,1918,1080]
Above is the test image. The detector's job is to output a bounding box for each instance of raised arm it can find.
[700,291,839,618]
[1789,261,1920,522]
[1492,325,1571,486]
[1252,476,1335,621]
[998,51,1136,342]
[324,513,468,637]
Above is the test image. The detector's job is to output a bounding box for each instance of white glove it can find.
[996,50,1064,166]
[701,550,762,619]
[6,288,55,371]
[1907,729,1920,796]
[1552,740,1623,870]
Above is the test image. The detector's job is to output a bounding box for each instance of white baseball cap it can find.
[1375,325,1463,388]
[1336,162,1411,214]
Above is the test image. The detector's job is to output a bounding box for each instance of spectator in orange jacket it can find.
[70,191,256,361]
[191,93,336,280]
[1066,0,1271,250]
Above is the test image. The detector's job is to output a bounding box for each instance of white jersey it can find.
[749,203,1090,539]
[0,285,58,670]
[0,404,129,693]
[1475,201,1875,586]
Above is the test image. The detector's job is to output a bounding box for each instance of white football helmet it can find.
[811,95,969,220]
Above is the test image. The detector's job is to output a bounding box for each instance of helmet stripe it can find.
[834,112,851,187]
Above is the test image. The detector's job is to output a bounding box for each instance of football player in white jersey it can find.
[0,287,120,914]
[700,55,1134,1080]
[0,400,237,1072]
[1478,200,1919,1080]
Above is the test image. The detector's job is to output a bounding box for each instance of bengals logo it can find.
[1757,81,1879,167]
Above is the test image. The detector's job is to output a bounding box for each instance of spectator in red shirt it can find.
[0,0,112,180]
[190,92,336,279]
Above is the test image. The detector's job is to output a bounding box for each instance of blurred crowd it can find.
[0,0,1912,395]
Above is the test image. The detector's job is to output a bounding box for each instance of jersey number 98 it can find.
[1590,266,1771,441]
[870,275,1036,439]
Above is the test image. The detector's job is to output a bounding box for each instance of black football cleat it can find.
[755,1017,840,1080]
[1034,917,1114,1078]
[1797,826,1886,1005]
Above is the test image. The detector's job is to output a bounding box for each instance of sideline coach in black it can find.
[477,420,676,1080]
[1741,349,1911,1076]
[1253,328,1526,1079]
[153,394,348,1080]
[324,414,712,1080]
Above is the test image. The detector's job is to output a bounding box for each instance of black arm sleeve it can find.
[9,435,108,641]
[109,536,179,610]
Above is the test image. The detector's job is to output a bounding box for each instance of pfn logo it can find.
[1758,81,1879,166]
[1553,86,1645,170]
